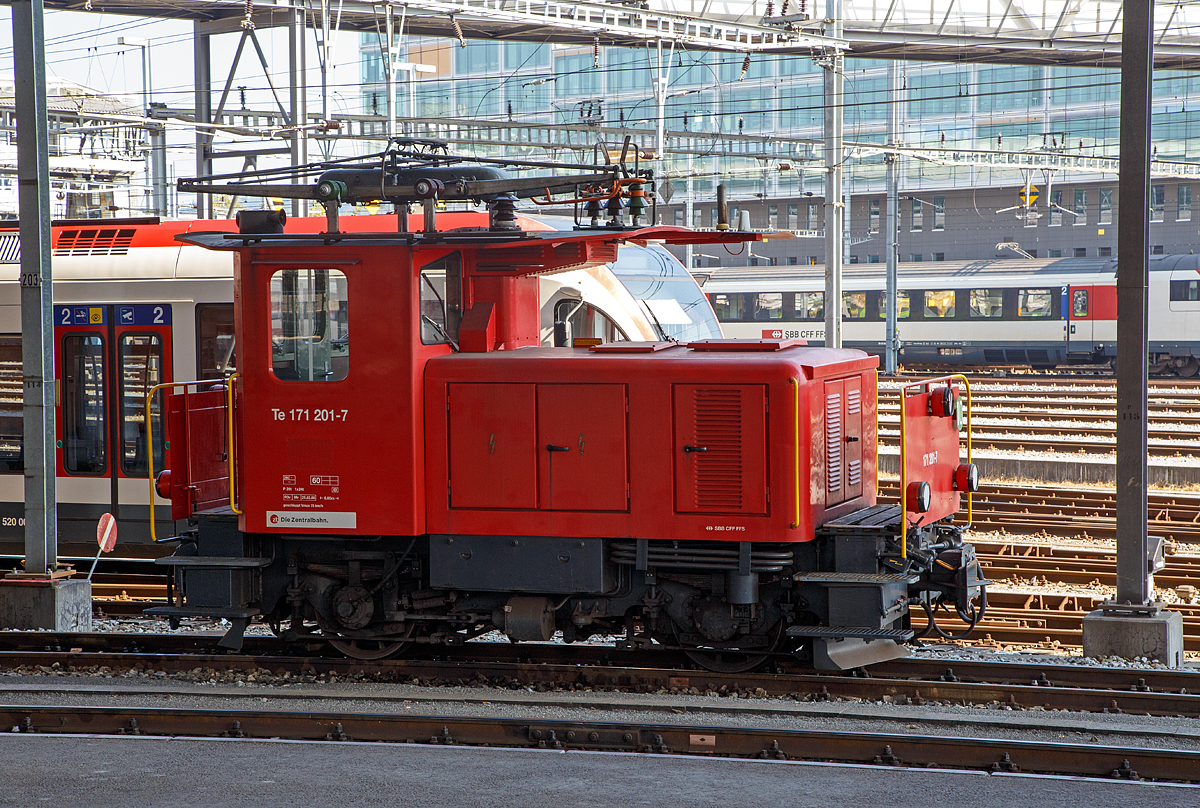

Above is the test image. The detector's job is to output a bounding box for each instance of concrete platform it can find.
[0,578,91,631]
[1083,606,1185,668]
[1,735,1197,808]
[879,449,1200,487]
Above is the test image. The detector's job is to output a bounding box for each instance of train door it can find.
[1067,285,1093,353]
[55,304,173,541]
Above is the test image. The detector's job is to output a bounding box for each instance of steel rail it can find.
[1,703,1197,781]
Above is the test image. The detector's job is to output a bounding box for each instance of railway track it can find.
[0,635,1197,717]
[4,701,1194,781]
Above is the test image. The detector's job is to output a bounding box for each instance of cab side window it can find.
[270,269,349,381]
[420,253,462,345]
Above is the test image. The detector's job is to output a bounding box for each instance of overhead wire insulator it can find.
[739,55,751,81]
[593,37,600,69]
[451,16,465,47]
[242,0,255,30]
[781,0,789,15]
[765,0,773,16]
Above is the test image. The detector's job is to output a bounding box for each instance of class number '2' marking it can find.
[153,306,165,324]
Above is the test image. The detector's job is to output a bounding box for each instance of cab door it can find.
[55,304,173,538]
[1067,285,1093,353]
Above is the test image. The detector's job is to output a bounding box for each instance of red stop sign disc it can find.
[96,513,117,553]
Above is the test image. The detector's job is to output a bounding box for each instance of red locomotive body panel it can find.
[424,343,878,544]
[901,382,965,523]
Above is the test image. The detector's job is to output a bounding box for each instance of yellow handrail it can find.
[146,377,239,543]
[226,373,242,515]
[897,374,974,559]
[790,378,800,529]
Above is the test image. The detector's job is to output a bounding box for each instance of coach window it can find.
[1072,289,1089,317]
[270,268,350,382]
[924,290,956,318]
[796,291,824,321]
[196,303,236,380]
[710,293,746,321]
[62,334,107,475]
[841,292,867,319]
[876,292,910,319]
[119,334,165,477]
[969,289,1004,318]
[1018,289,1054,318]
[0,338,19,471]
[420,253,462,346]
[754,293,784,320]
[1171,280,1200,301]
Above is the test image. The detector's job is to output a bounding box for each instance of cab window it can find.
[420,253,462,345]
[270,269,349,381]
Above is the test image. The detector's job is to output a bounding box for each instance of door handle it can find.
[845,436,859,443]
[684,445,707,453]
[546,444,570,452]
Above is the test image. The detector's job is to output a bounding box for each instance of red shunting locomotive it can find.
[151,143,987,670]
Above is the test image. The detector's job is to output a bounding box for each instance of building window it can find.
[1074,247,1086,258]
[1048,249,1062,258]
[933,252,945,261]
[768,205,778,229]
[1099,188,1113,224]
[1180,184,1192,221]
[1152,245,1165,255]
[1049,190,1062,226]
[869,199,880,233]
[867,254,880,263]
[693,208,703,228]
[806,202,819,231]
[848,255,860,264]
[1099,246,1112,257]
[923,290,956,318]
[787,256,799,265]
[1073,189,1087,225]
[909,253,922,262]
[910,198,923,231]
[1028,249,1038,258]
[674,209,684,226]
[933,196,945,231]
[1152,185,1165,221]
[787,203,798,229]
[808,256,818,265]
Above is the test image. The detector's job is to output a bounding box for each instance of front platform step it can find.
[787,625,913,641]
[793,571,919,585]
[820,503,903,534]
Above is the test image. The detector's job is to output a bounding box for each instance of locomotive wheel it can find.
[680,622,785,674]
[328,637,408,660]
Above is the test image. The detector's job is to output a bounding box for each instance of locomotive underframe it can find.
[152,502,985,671]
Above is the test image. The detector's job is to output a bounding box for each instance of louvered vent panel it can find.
[826,392,842,493]
[53,228,137,257]
[0,234,19,264]
[847,388,860,415]
[848,460,862,488]
[693,388,744,509]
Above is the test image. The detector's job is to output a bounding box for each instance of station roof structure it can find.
[24,0,1200,68]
